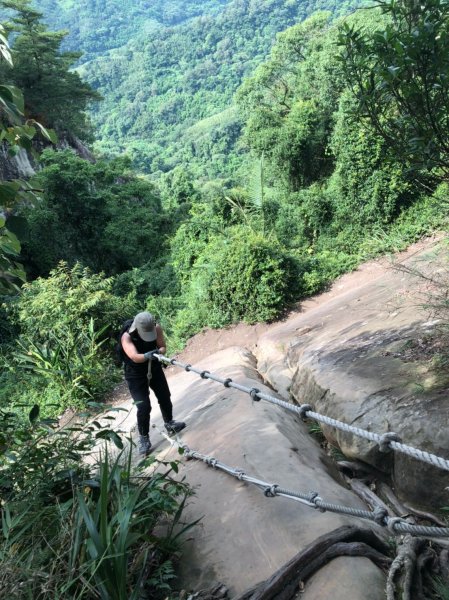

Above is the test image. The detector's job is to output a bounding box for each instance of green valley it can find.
[37,0,364,179]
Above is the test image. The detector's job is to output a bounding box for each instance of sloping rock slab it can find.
[255,243,449,510]
[300,555,386,600]
[161,347,386,598]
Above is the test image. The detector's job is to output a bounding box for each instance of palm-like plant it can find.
[225,155,271,236]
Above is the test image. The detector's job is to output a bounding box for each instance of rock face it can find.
[255,240,449,511]
[160,347,387,599]
[0,134,94,181]
[0,145,35,180]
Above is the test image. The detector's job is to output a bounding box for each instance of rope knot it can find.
[223,378,233,388]
[200,370,210,379]
[235,468,246,480]
[249,387,261,401]
[386,516,403,533]
[372,507,388,526]
[264,484,278,497]
[379,432,402,453]
[184,364,192,372]
[298,404,313,421]
[308,491,325,511]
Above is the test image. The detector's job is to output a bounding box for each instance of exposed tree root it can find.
[345,477,449,599]
[348,478,394,516]
[439,549,449,580]
[402,504,448,528]
[234,525,391,600]
[376,482,414,522]
[386,536,426,600]
[336,460,377,478]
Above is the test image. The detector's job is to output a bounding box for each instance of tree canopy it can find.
[339,0,449,178]
[0,0,100,139]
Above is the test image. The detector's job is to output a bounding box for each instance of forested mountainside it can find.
[2,0,449,596]
[38,0,231,57]
[37,0,364,179]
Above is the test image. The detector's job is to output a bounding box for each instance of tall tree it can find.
[0,0,100,139]
[0,21,55,294]
[338,0,449,179]
[236,12,341,191]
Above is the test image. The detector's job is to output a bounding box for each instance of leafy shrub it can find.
[299,250,357,296]
[113,259,178,302]
[0,405,192,599]
[9,261,135,342]
[180,226,299,328]
[4,262,137,413]
[170,202,225,288]
[15,319,116,412]
[329,91,419,229]
[22,150,167,278]
[274,186,333,249]
[357,191,448,260]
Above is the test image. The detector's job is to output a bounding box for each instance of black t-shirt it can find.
[123,332,158,379]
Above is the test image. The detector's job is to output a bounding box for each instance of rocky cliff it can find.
[0,133,94,181]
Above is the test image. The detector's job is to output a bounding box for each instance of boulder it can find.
[255,242,449,510]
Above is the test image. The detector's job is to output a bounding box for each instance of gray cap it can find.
[129,311,157,342]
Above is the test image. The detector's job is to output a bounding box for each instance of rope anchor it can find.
[379,432,402,453]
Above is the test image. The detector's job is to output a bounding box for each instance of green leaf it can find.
[95,429,124,449]
[0,85,24,114]
[0,182,20,205]
[0,230,21,256]
[33,121,57,144]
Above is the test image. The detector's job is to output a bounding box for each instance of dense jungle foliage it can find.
[1,0,449,597]
[37,0,365,177]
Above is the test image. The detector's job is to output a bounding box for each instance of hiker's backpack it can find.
[115,318,134,366]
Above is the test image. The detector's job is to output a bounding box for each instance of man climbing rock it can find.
[120,311,186,455]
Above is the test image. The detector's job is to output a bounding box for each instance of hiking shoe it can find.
[164,420,186,434]
[138,435,152,456]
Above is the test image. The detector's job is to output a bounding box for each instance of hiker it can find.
[120,311,186,455]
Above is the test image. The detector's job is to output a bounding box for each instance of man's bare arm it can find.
[121,332,148,363]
